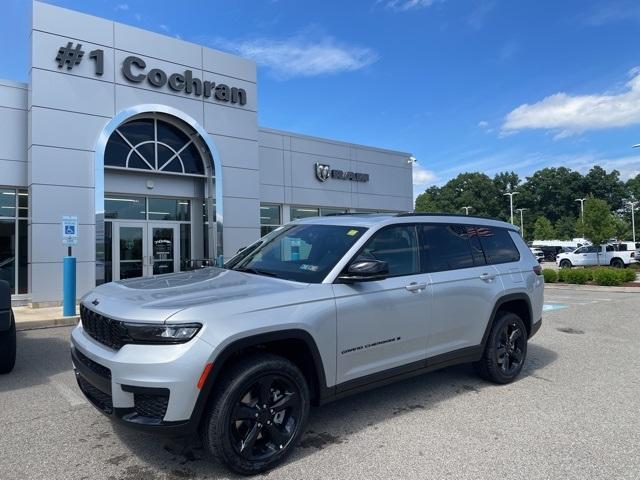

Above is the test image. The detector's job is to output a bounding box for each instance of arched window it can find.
[104,115,206,176]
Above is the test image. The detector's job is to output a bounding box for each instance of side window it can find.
[606,245,615,252]
[575,247,586,254]
[359,225,420,277]
[587,246,600,253]
[420,224,482,272]
[476,226,520,264]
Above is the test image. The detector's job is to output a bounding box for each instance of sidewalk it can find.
[545,283,640,294]
[13,305,79,331]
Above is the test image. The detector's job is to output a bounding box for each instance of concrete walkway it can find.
[13,305,79,331]
[545,283,640,294]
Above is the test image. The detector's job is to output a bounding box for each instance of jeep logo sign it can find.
[315,163,369,183]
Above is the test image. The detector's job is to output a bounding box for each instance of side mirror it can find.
[338,259,389,283]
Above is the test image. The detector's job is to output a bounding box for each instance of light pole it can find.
[516,208,527,239]
[575,197,587,225]
[503,191,519,224]
[461,206,473,215]
[629,201,638,243]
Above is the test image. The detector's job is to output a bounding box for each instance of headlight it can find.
[122,323,202,344]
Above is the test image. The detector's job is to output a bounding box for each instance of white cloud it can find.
[382,0,439,11]
[502,67,640,137]
[412,164,438,185]
[115,3,129,11]
[212,35,378,79]
[159,24,170,32]
[478,120,489,128]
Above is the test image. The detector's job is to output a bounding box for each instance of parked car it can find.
[530,247,544,263]
[556,244,637,268]
[71,213,544,474]
[0,279,16,374]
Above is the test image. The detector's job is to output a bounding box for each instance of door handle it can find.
[405,282,427,292]
[479,273,496,282]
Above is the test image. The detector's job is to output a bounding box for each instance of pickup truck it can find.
[0,279,16,373]
[556,244,637,269]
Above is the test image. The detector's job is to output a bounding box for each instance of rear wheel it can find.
[204,353,310,475]
[0,311,16,374]
[559,259,572,269]
[610,258,624,269]
[475,312,527,384]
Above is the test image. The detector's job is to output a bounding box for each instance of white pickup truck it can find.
[556,244,637,269]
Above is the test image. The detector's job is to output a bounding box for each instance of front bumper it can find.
[529,318,542,339]
[70,323,213,434]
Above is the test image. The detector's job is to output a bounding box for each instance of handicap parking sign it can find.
[62,216,78,246]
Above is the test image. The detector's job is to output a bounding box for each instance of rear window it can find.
[474,226,520,264]
[420,224,486,272]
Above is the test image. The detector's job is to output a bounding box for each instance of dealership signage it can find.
[315,163,369,183]
[55,43,247,105]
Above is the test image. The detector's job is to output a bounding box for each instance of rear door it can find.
[334,224,430,386]
[421,224,505,358]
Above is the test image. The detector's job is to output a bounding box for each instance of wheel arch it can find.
[481,293,533,346]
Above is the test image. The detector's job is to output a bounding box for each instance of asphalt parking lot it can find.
[1,287,639,480]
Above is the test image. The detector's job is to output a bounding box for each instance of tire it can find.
[0,311,16,374]
[610,258,624,269]
[559,259,572,269]
[474,312,528,384]
[203,353,310,475]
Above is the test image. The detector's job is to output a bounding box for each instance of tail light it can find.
[533,265,543,276]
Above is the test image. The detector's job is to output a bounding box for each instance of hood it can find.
[82,267,309,323]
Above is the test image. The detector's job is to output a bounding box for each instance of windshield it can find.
[228,224,368,283]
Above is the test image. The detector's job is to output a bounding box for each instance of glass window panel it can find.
[119,226,144,279]
[148,198,190,221]
[421,224,476,272]
[134,142,156,167]
[291,206,319,220]
[18,220,28,294]
[104,135,129,167]
[157,120,190,152]
[181,142,205,175]
[0,219,16,293]
[161,157,183,173]
[320,207,347,216]
[0,189,16,218]
[180,223,191,271]
[476,227,521,264]
[260,205,281,225]
[104,196,146,220]
[127,152,152,170]
[157,144,177,170]
[117,119,154,146]
[360,225,420,277]
[17,190,28,218]
[104,221,112,283]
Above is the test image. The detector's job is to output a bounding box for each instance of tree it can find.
[518,167,585,223]
[612,215,631,241]
[583,197,615,263]
[554,215,577,240]
[583,166,626,211]
[533,217,556,240]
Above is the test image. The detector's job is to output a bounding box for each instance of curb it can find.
[16,316,79,332]
[545,284,640,293]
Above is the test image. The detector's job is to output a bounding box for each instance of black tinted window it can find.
[421,224,484,272]
[475,226,520,264]
[360,225,420,276]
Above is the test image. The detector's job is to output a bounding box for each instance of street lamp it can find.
[503,191,519,224]
[629,201,638,243]
[575,197,587,224]
[461,206,473,215]
[515,208,527,239]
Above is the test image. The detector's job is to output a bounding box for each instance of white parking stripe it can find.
[50,378,87,407]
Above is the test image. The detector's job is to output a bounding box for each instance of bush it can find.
[621,268,637,283]
[564,268,590,285]
[592,268,623,286]
[542,269,558,283]
[557,268,568,282]
[583,268,594,281]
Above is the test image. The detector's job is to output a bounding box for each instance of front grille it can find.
[134,393,169,420]
[80,304,125,350]
[77,375,113,414]
[75,349,111,380]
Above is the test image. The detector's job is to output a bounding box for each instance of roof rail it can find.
[395,211,509,223]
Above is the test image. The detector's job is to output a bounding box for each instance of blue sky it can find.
[2,0,640,200]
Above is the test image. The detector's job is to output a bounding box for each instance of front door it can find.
[112,222,180,280]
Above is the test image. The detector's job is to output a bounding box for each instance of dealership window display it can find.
[0,188,28,294]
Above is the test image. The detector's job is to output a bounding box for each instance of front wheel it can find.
[559,259,572,269]
[610,258,624,269]
[204,353,310,475]
[0,311,16,374]
[475,312,528,384]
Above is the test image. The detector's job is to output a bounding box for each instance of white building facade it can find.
[0,2,413,306]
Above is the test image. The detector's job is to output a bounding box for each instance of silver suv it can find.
[70,213,543,474]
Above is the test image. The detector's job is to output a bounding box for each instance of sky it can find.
[2,0,640,201]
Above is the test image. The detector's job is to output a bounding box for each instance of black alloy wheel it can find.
[496,320,526,376]
[204,353,309,475]
[560,259,572,269]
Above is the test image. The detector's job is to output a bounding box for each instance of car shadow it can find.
[108,343,558,479]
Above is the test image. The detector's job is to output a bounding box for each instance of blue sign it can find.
[62,216,78,246]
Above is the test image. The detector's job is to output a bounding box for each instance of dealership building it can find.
[0,2,413,306]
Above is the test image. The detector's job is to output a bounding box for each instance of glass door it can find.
[148,223,179,276]
[114,222,147,280]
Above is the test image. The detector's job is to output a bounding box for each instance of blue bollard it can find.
[63,256,76,316]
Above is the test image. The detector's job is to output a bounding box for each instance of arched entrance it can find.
[94,105,223,285]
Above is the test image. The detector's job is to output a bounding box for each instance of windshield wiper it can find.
[236,267,279,278]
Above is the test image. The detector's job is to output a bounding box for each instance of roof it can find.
[293,213,517,230]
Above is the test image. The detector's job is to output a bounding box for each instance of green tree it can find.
[583,166,626,211]
[612,215,631,241]
[518,167,585,223]
[583,197,615,263]
[533,216,556,240]
[554,215,577,240]
[626,174,640,201]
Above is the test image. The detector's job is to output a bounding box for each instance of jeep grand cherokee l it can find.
[71,213,543,474]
